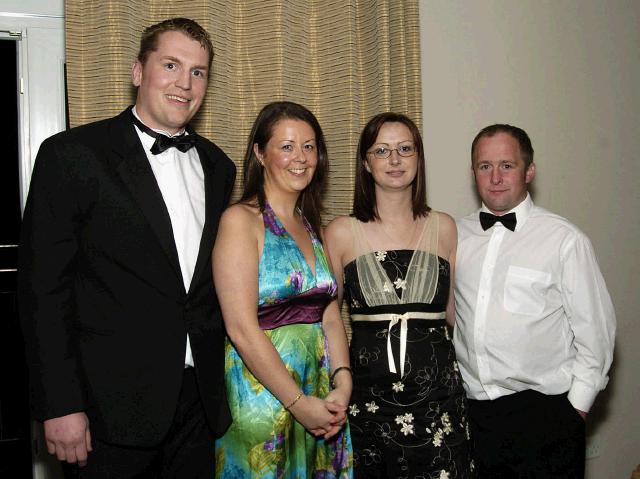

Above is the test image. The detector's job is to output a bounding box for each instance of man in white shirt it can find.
[454,124,615,477]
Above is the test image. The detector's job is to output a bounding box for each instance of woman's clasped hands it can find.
[288,392,348,440]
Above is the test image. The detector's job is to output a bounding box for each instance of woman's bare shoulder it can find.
[433,210,456,234]
[325,215,353,242]
[217,203,264,244]
[222,202,261,224]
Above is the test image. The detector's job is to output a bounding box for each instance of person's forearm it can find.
[322,304,352,396]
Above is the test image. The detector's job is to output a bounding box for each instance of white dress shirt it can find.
[132,107,205,367]
[454,194,615,412]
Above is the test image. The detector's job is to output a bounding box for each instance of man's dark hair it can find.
[353,112,430,222]
[137,18,213,69]
[471,124,534,168]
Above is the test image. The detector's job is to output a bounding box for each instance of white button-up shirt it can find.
[454,194,615,412]
[132,107,205,367]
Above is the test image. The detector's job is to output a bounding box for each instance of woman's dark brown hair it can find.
[240,101,328,239]
[353,112,430,222]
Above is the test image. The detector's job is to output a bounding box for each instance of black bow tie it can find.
[130,110,197,155]
[479,211,517,231]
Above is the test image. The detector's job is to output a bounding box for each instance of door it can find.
[0,36,32,478]
[1,12,66,478]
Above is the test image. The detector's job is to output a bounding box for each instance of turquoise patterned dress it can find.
[215,203,353,478]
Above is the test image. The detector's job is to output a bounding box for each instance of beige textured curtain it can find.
[65,0,422,337]
[65,0,422,218]
[65,0,422,336]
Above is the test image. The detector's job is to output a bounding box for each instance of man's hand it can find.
[575,408,587,421]
[43,412,92,466]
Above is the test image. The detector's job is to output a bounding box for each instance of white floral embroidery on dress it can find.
[358,347,374,365]
[439,470,450,479]
[383,282,393,293]
[391,381,404,392]
[375,251,387,262]
[349,404,360,416]
[442,412,453,434]
[366,401,379,413]
[393,277,407,290]
[400,423,414,435]
[362,447,381,466]
[433,428,443,447]
[375,423,394,445]
[395,412,415,435]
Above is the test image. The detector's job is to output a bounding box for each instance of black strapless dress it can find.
[345,249,474,478]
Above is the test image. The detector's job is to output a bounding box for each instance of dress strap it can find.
[349,217,369,258]
[403,212,440,305]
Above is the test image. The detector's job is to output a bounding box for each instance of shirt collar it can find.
[131,107,193,164]
[131,106,186,138]
[480,193,533,232]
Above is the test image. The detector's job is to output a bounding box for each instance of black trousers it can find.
[468,390,585,479]
[63,368,214,479]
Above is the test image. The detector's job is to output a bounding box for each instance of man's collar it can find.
[480,193,533,232]
[131,105,187,138]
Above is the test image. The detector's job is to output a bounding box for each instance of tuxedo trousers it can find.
[63,368,214,479]
[468,389,585,479]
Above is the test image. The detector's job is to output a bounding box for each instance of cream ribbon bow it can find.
[387,312,410,377]
[351,310,446,378]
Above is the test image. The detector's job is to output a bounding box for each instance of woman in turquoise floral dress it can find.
[213,101,353,478]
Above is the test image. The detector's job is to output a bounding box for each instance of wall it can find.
[419,1,640,477]
[0,0,62,16]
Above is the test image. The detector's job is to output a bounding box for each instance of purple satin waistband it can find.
[258,287,333,330]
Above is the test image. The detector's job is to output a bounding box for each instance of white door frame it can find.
[0,11,66,210]
[0,9,66,479]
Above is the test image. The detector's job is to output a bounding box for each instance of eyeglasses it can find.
[367,144,417,159]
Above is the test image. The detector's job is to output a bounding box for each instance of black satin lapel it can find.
[111,112,183,283]
[188,142,222,294]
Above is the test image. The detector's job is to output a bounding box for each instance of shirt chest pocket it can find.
[503,265,552,316]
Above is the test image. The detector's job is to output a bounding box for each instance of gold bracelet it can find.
[285,391,303,410]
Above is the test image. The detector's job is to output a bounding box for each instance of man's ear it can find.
[132,60,143,87]
[525,162,536,184]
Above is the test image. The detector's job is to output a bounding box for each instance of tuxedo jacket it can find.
[18,108,236,446]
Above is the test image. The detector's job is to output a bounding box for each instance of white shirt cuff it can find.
[567,380,600,412]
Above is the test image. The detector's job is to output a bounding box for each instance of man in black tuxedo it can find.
[18,18,236,478]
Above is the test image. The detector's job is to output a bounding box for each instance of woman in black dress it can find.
[326,113,474,478]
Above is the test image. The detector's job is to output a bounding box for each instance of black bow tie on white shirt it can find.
[130,111,197,155]
[479,211,517,231]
